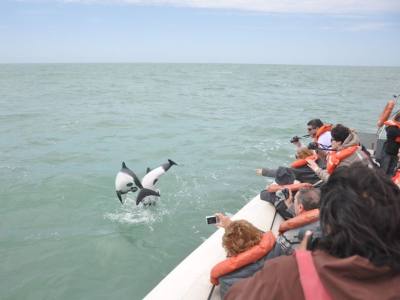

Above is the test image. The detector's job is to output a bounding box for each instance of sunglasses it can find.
[307,127,315,131]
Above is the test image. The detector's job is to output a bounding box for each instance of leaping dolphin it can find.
[115,162,143,204]
[136,159,178,205]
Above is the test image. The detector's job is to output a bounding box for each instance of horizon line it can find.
[0,61,399,68]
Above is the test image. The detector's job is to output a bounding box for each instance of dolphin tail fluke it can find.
[116,191,123,204]
[136,188,160,206]
[162,159,178,171]
[168,159,177,166]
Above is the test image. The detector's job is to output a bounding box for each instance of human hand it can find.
[294,141,302,148]
[255,169,263,176]
[284,189,293,207]
[215,213,232,229]
[298,230,313,251]
[290,136,302,148]
[306,158,319,172]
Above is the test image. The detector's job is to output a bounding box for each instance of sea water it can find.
[0,63,399,299]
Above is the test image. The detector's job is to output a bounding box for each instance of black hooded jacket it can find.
[384,125,400,155]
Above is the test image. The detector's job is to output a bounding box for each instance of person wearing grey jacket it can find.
[271,188,320,257]
[307,124,372,182]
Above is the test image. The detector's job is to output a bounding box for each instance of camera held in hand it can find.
[276,188,290,202]
[307,142,319,150]
[298,229,322,250]
[290,136,300,144]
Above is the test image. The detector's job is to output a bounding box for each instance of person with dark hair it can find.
[307,124,372,181]
[225,163,400,300]
[380,112,400,176]
[307,118,324,128]
[306,118,332,150]
[330,123,350,143]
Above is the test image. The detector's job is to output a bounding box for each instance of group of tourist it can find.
[209,114,400,299]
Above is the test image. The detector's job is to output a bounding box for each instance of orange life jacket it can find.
[291,154,319,168]
[384,120,400,143]
[326,145,359,174]
[210,231,276,285]
[377,100,395,127]
[393,170,400,186]
[314,124,332,142]
[267,182,313,193]
[278,209,320,234]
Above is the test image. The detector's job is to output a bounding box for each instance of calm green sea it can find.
[1,63,399,299]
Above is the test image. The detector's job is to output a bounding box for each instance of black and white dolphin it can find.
[115,162,143,204]
[136,159,178,205]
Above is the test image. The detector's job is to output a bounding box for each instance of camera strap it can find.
[207,284,216,300]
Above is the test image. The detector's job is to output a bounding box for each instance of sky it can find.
[0,0,400,65]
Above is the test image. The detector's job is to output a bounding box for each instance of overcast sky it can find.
[1,0,399,65]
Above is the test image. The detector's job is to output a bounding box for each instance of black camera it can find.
[276,188,289,201]
[307,142,319,150]
[298,228,322,250]
[290,136,300,143]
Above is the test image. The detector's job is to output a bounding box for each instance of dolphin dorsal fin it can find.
[146,167,151,174]
[122,162,127,168]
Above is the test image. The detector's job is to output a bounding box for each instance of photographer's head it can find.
[222,220,263,257]
[330,124,350,150]
[294,187,321,216]
[318,163,400,271]
[307,119,324,138]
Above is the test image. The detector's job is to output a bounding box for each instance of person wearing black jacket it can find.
[256,147,325,185]
[381,113,400,176]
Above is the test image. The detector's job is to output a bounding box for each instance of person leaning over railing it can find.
[225,163,400,300]
[256,147,324,185]
[306,124,372,182]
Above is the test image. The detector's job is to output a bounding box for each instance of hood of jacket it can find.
[338,130,360,150]
[314,250,400,300]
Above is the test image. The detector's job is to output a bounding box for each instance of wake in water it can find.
[104,194,170,225]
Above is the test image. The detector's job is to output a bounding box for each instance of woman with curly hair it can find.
[210,219,275,299]
[222,220,263,257]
